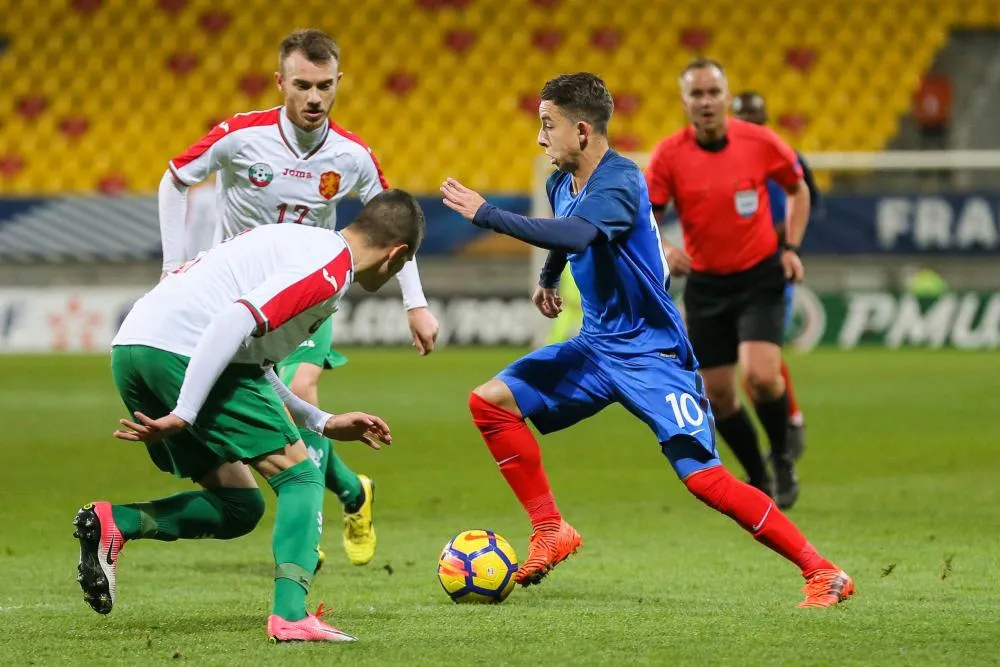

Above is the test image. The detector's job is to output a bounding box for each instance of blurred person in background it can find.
[731,90,820,466]
[645,59,810,510]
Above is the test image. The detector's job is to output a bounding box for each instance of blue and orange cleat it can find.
[73,501,124,615]
[798,569,855,608]
[267,603,357,643]
[516,519,582,586]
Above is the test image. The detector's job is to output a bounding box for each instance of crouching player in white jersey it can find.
[158,29,440,567]
[73,189,424,642]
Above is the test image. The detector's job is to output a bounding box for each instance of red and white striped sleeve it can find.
[236,248,352,336]
[330,121,389,204]
[169,108,281,186]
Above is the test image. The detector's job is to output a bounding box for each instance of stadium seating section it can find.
[1,0,998,195]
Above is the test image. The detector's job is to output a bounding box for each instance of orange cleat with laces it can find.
[798,569,855,608]
[267,603,357,643]
[515,519,582,586]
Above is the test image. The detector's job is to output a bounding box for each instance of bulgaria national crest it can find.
[319,171,341,200]
[248,162,273,187]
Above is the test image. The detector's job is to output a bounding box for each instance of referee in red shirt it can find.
[645,58,809,510]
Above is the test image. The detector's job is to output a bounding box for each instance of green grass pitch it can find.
[1,348,998,665]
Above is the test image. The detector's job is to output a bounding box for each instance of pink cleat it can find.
[73,501,124,614]
[267,604,357,643]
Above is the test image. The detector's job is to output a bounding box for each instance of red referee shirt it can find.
[645,117,802,275]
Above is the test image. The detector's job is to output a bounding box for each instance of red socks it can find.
[780,360,803,425]
[684,465,834,577]
[469,393,561,529]
[469,393,832,577]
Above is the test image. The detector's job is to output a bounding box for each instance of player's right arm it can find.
[644,139,692,276]
[159,120,239,272]
[170,247,352,428]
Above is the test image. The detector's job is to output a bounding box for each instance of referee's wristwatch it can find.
[783,243,800,255]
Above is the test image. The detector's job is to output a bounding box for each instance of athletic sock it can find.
[300,427,363,510]
[780,360,804,425]
[268,459,324,621]
[755,392,791,463]
[111,488,264,541]
[714,405,768,485]
[469,392,561,530]
[684,465,834,577]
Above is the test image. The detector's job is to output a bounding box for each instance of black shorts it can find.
[683,255,786,369]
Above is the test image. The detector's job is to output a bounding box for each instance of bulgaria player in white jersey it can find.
[74,189,424,643]
[157,29,436,567]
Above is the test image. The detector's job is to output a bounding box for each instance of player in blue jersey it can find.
[732,91,822,460]
[441,73,853,607]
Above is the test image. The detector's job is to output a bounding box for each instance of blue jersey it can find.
[545,150,693,361]
[767,151,820,227]
[768,180,787,225]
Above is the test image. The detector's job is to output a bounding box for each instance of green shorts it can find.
[275,317,348,385]
[111,345,300,481]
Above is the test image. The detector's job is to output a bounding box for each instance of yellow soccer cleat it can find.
[314,546,326,575]
[342,475,376,566]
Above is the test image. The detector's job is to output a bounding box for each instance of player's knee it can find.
[469,386,525,439]
[470,380,520,416]
[212,487,266,539]
[705,385,738,417]
[744,367,783,400]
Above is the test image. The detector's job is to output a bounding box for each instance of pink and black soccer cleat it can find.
[73,501,124,614]
[267,603,357,643]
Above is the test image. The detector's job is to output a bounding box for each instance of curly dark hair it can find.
[540,73,614,135]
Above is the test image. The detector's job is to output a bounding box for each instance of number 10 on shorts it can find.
[665,392,705,428]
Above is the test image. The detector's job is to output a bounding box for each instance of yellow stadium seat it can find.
[0,0,992,194]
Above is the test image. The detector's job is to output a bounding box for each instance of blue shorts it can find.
[498,337,720,479]
[783,283,795,336]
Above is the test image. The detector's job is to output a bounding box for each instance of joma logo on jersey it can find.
[319,171,341,200]
[282,168,313,180]
[248,163,274,187]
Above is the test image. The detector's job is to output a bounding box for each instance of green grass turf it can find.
[1,348,998,665]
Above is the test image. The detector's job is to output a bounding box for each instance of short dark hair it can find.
[540,73,614,135]
[680,57,726,80]
[279,29,341,69]
[351,188,425,253]
[732,91,768,124]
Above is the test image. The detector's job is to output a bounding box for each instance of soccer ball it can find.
[437,529,518,603]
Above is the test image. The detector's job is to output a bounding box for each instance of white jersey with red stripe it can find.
[113,224,352,367]
[168,106,387,242]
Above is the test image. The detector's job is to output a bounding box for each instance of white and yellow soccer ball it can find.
[437,529,518,603]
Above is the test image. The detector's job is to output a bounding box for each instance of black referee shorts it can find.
[682,254,787,369]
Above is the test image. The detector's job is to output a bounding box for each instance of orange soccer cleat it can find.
[516,519,582,586]
[798,569,855,608]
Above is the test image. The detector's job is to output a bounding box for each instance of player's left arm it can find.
[441,178,602,252]
[354,147,439,355]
